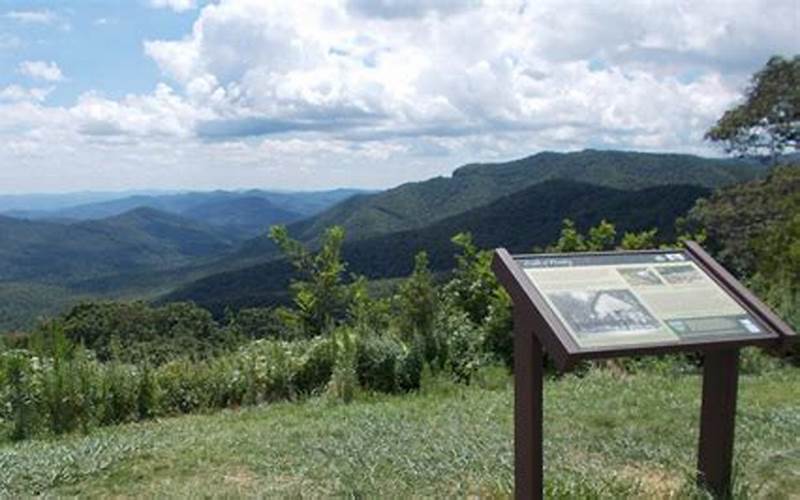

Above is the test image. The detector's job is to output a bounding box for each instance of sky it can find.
[0,0,798,194]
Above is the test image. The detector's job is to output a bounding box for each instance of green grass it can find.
[1,365,799,498]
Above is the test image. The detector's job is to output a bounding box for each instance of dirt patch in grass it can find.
[222,467,257,488]
[620,464,683,498]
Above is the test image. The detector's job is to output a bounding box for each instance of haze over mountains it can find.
[0,149,774,329]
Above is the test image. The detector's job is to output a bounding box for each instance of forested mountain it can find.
[179,197,303,238]
[0,207,236,283]
[166,180,709,314]
[0,150,774,329]
[231,149,764,262]
[3,189,366,238]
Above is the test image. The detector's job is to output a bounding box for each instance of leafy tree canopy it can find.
[706,55,800,161]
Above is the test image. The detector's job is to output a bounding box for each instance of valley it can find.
[0,149,772,330]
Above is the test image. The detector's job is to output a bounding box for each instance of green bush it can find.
[437,307,488,384]
[59,301,231,364]
[396,340,423,392]
[100,361,140,424]
[328,328,358,402]
[357,334,403,393]
[292,337,335,395]
[356,333,422,393]
[482,289,513,369]
[230,307,296,341]
[157,359,213,414]
[0,350,42,440]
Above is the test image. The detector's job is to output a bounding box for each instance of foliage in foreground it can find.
[1,208,796,442]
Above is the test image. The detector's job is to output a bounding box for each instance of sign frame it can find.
[492,241,797,499]
[493,242,795,371]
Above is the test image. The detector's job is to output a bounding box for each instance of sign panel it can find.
[516,250,774,350]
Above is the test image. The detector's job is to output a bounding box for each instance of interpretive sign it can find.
[519,250,775,351]
[492,242,797,500]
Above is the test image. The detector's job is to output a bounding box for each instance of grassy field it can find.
[1,362,799,498]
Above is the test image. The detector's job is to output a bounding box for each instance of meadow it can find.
[1,361,798,498]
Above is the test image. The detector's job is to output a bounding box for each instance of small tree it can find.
[445,233,498,324]
[396,252,440,366]
[550,219,586,252]
[548,219,617,252]
[396,252,437,339]
[620,229,658,250]
[269,225,350,337]
[705,55,800,163]
[586,220,616,251]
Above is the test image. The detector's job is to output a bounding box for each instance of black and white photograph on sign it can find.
[618,267,664,287]
[656,265,704,285]
[548,289,662,336]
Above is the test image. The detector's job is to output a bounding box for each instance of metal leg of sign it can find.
[697,349,740,499]
[514,310,543,500]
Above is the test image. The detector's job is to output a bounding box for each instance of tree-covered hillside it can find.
[0,207,236,283]
[232,149,764,262]
[166,180,709,314]
[687,165,800,331]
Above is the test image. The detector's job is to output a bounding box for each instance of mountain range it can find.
[0,149,776,329]
[165,179,710,314]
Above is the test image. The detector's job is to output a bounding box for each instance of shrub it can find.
[293,337,335,395]
[0,350,42,440]
[444,233,498,325]
[437,307,488,384]
[59,301,228,364]
[483,289,513,369]
[357,334,403,393]
[157,359,213,414]
[328,328,359,402]
[356,333,422,393]
[230,307,295,341]
[395,340,423,392]
[99,360,139,425]
[136,362,159,419]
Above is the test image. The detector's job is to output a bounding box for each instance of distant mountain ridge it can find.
[3,188,368,239]
[230,149,766,264]
[165,179,711,314]
[0,208,236,284]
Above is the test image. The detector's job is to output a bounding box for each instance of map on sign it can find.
[517,251,772,350]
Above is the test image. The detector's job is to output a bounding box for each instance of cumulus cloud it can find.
[346,0,480,19]
[18,61,64,82]
[2,0,799,192]
[148,0,197,13]
[139,0,790,150]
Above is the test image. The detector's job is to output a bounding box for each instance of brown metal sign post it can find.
[697,349,740,497]
[492,243,797,500]
[513,308,543,499]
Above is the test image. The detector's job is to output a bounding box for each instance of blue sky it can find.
[0,0,798,193]
[0,1,197,104]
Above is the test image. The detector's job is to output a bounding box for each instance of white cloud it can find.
[18,61,64,82]
[141,0,784,149]
[148,0,197,13]
[5,9,57,24]
[70,84,205,137]
[0,85,53,103]
[2,0,799,193]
